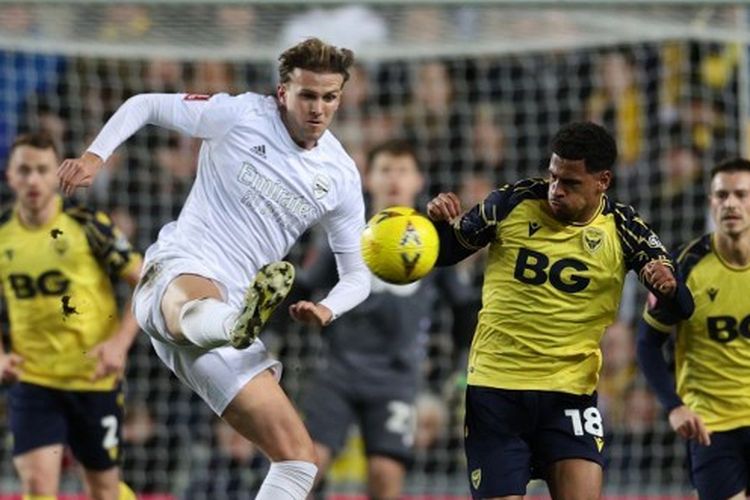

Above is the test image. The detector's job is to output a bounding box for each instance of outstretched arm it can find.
[427,189,505,267]
[58,93,237,194]
[289,250,370,327]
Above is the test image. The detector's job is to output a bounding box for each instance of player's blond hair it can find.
[278,37,355,85]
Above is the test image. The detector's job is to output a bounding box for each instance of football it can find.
[360,206,440,284]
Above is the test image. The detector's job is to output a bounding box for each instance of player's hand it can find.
[0,352,23,383]
[57,152,104,196]
[669,405,711,446]
[427,192,462,222]
[88,336,129,381]
[289,301,333,327]
[641,260,677,297]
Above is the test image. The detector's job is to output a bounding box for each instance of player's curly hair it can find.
[710,157,750,178]
[550,121,618,173]
[278,37,355,85]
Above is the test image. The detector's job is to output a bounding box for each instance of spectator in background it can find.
[143,58,185,93]
[586,51,645,167]
[396,6,446,44]
[0,2,65,166]
[403,61,466,192]
[98,5,151,42]
[189,61,239,95]
[215,5,257,48]
[413,392,449,453]
[467,102,507,178]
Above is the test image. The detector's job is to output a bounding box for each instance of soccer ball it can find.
[360,206,440,284]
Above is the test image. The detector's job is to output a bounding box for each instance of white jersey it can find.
[89,92,367,312]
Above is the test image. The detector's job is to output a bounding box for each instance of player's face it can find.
[277,68,344,149]
[710,171,750,237]
[366,152,424,208]
[547,154,611,223]
[6,145,59,212]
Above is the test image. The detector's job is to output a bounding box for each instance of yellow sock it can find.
[119,481,137,500]
[23,495,57,500]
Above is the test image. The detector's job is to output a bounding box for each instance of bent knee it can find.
[273,434,316,464]
[18,472,56,496]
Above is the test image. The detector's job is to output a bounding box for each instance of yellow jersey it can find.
[643,234,750,432]
[454,178,673,395]
[0,197,141,391]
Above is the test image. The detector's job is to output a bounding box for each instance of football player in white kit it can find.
[57,38,371,500]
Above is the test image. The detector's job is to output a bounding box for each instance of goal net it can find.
[0,1,746,498]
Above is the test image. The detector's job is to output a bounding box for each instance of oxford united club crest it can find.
[471,468,482,489]
[582,227,605,254]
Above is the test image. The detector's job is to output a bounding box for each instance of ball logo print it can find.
[361,206,439,284]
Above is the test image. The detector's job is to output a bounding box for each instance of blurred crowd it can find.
[0,2,745,497]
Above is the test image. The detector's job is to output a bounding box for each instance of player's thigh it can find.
[222,369,315,463]
[464,386,534,498]
[359,393,415,464]
[132,257,226,344]
[150,336,281,416]
[81,466,120,500]
[8,383,68,455]
[13,444,64,495]
[546,458,602,500]
[300,375,355,461]
[532,390,605,485]
[689,429,748,500]
[65,387,124,472]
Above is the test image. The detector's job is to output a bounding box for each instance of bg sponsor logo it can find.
[513,247,590,293]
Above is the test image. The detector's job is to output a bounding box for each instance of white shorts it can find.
[132,254,282,416]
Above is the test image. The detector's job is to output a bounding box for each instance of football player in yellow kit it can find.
[427,122,694,499]
[0,132,142,500]
[639,158,750,500]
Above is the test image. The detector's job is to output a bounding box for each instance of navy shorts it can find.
[301,373,416,463]
[464,386,605,498]
[689,426,750,500]
[8,382,124,471]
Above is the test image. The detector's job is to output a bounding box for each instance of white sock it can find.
[179,298,236,348]
[255,460,318,500]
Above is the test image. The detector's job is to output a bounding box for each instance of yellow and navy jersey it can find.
[0,197,141,391]
[454,178,673,395]
[643,234,750,432]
